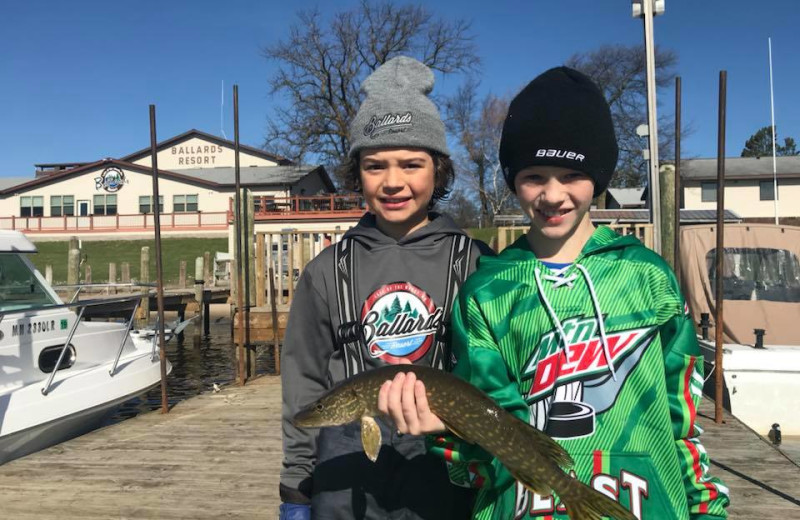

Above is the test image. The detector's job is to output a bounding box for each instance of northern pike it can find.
[293,364,636,520]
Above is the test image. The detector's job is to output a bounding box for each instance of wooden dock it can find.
[0,379,797,518]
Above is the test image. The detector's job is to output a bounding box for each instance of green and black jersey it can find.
[431,226,729,519]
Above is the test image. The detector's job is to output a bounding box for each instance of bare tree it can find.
[566,44,679,187]
[263,1,479,185]
[445,80,514,226]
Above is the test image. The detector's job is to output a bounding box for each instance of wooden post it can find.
[45,264,53,285]
[179,260,187,289]
[269,266,280,375]
[121,262,131,288]
[69,236,79,253]
[266,233,273,305]
[138,246,150,328]
[108,262,117,284]
[204,251,211,286]
[85,264,92,285]
[194,256,204,348]
[659,164,676,269]
[256,233,266,307]
[68,248,80,286]
[287,230,296,304]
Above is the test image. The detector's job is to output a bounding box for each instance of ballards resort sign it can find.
[171,144,224,166]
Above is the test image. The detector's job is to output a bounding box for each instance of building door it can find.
[78,200,90,216]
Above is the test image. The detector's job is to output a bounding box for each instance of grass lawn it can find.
[28,238,229,285]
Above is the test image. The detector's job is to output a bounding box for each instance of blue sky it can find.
[2,0,797,178]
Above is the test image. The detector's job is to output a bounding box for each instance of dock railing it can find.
[496,223,654,252]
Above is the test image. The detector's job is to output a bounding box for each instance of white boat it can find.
[0,231,171,463]
[680,224,800,436]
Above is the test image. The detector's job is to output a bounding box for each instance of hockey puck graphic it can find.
[544,401,595,438]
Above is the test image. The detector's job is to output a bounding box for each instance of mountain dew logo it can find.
[522,316,652,401]
[361,282,443,363]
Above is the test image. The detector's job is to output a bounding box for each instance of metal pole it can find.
[768,37,779,225]
[714,71,727,425]
[233,85,246,386]
[643,0,662,254]
[674,76,682,286]
[149,105,170,414]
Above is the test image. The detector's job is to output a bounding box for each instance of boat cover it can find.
[678,223,800,346]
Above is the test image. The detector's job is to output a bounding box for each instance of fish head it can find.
[293,388,365,428]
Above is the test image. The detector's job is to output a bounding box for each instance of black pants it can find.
[311,421,475,520]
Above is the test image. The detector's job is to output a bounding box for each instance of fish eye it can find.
[315,403,324,411]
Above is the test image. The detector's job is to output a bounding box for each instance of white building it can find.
[0,129,365,239]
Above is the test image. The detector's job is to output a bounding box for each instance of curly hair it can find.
[336,151,454,208]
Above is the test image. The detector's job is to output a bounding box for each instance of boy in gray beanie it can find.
[280,56,491,520]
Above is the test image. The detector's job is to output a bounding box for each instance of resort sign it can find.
[94,167,127,192]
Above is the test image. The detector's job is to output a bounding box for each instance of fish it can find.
[293,364,636,520]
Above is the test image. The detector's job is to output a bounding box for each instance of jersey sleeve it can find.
[661,299,730,519]
[428,287,528,492]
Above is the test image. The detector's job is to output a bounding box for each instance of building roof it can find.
[121,129,292,166]
[606,187,645,206]
[177,165,334,190]
[0,160,332,195]
[591,209,742,224]
[0,177,32,191]
[679,156,800,180]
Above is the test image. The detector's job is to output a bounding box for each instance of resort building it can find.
[0,130,365,239]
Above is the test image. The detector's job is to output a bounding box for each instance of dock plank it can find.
[0,376,797,518]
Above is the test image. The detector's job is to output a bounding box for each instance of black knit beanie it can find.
[499,66,618,196]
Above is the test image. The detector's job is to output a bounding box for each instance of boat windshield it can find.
[0,254,58,312]
[707,247,800,303]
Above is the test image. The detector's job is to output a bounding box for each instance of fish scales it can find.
[294,364,636,520]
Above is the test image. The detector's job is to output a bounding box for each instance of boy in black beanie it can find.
[380,67,729,519]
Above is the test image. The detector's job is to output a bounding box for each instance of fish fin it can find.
[440,418,474,444]
[557,477,637,520]
[509,469,552,497]
[361,416,381,462]
[513,418,574,469]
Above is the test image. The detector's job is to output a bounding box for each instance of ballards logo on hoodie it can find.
[363,112,413,139]
[360,282,443,363]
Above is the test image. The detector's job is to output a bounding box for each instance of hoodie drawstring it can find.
[534,263,618,382]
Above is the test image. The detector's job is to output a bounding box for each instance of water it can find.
[108,313,278,423]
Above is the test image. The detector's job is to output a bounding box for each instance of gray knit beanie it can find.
[348,56,449,158]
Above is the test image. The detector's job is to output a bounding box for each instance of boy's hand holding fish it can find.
[378,369,446,435]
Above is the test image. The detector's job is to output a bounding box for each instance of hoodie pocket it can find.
[571,451,685,520]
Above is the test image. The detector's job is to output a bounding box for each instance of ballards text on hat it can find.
[364,112,413,139]
[535,149,585,162]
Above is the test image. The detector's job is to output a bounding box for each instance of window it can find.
[759,180,778,201]
[701,182,717,203]
[20,196,44,217]
[707,247,800,303]
[0,254,57,312]
[138,196,164,214]
[93,194,117,216]
[173,194,198,212]
[50,195,75,217]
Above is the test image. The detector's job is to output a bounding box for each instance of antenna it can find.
[221,80,228,140]
[768,38,778,225]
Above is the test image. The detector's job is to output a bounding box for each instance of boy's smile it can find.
[360,148,435,240]
[514,165,596,261]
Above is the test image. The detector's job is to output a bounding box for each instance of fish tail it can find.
[558,477,637,520]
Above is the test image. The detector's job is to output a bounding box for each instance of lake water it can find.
[109,312,278,423]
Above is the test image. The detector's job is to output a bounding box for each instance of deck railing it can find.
[240,194,366,220]
[0,212,230,234]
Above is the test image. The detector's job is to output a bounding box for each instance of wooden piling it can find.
[256,234,265,307]
[179,260,187,289]
[204,251,211,286]
[84,264,92,284]
[121,262,131,290]
[68,249,80,286]
[194,256,204,347]
[138,246,150,327]
[45,264,53,285]
[714,70,727,425]
[659,164,676,270]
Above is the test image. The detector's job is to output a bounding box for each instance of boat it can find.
[0,231,172,463]
[679,223,800,436]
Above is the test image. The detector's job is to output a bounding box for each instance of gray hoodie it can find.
[280,213,492,504]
